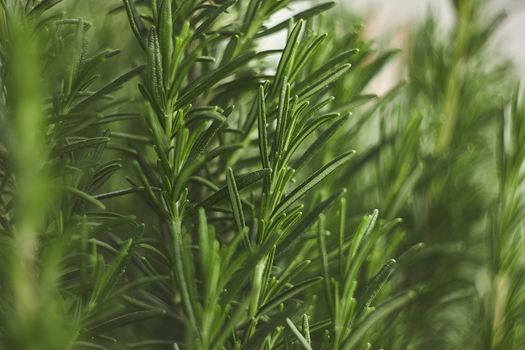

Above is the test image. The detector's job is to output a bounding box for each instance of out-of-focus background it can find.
[346,0,525,78]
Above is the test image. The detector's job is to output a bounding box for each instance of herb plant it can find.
[0,0,523,349]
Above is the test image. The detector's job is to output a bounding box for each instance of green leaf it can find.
[175,50,274,110]
[122,0,147,51]
[189,108,230,157]
[295,63,351,100]
[220,34,239,65]
[158,0,173,85]
[292,114,348,170]
[73,65,145,110]
[272,77,291,158]
[90,238,134,303]
[29,0,63,16]
[171,219,198,331]
[259,245,276,304]
[197,208,211,280]
[131,160,168,217]
[317,49,359,74]
[186,106,227,124]
[355,259,397,320]
[51,137,110,156]
[147,28,165,106]
[302,314,312,345]
[257,85,270,171]
[270,20,303,99]
[340,291,416,350]
[193,0,236,38]
[113,275,171,296]
[347,209,379,266]
[257,2,335,38]
[256,277,322,317]
[286,113,345,164]
[172,144,242,201]
[242,0,263,34]
[210,297,250,350]
[127,340,178,349]
[273,150,355,217]
[293,48,357,96]
[317,215,333,317]
[93,186,161,200]
[289,33,328,82]
[338,197,347,277]
[185,169,270,216]
[84,309,166,335]
[286,318,313,350]
[272,260,311,296]
[397,242,425,266]
[59,186,106,210]
[226,167,246,235]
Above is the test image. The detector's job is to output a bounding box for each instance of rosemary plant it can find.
[0,0,523,349]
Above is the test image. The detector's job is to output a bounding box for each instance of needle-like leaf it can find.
[286,318,313,350]
[273,150,355,217]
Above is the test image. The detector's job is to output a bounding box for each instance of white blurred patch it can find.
[343,0,525,81]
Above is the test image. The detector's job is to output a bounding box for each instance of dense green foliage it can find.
[0,0,523,349]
